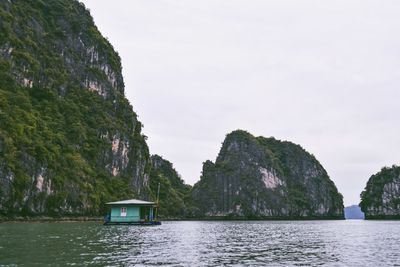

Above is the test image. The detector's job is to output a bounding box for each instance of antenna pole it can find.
[156,182,160,204]
[155,182,160,220]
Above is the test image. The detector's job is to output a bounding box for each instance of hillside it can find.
[191,130,344,219]
[360,165,400,219]
[149,155,191,218]
[0,0,151,216]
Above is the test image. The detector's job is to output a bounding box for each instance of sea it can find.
[0,220,399,266]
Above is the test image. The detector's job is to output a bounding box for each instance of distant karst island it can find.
[344,205,364,219]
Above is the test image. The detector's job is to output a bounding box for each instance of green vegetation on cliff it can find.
[360,165,400,219]
[0,1,345,220]
[149,155,191,218]
[191,130,344,219]
[0,0,151,216]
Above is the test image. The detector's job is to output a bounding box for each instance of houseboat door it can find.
[140,206,150,221]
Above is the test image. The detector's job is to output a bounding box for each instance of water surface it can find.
[0,220,399,266]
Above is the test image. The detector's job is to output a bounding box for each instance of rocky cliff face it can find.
[149,155,191,218]
[360,166,400,219]
[191,130,344,219]
[0,0,150,216]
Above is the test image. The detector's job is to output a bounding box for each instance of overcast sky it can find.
[81,0,400,206]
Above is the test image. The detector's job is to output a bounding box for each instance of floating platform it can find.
[104,220,161,226]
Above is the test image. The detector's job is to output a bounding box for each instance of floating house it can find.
[104,199,160,225]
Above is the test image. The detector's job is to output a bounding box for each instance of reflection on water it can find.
[0,220,399,266]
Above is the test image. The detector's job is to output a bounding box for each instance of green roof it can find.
[106,199,156,205]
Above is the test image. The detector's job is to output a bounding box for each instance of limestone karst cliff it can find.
[0,0,151,216]
[149,155,191,218]
[360,165,400,219]
[0,0,346,219]
[191,130,344,219]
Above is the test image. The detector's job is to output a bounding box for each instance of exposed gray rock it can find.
[0,0,150,216]
[360,166,400,219]
[191,130,344,219]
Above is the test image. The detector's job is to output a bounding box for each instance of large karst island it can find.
[191,130,344,219]
[360,166,400,219]
[0,0,190,217]
[0,0,345,220]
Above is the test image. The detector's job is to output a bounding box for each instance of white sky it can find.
[80,0,400,206]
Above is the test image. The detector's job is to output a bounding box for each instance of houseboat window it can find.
[121,207,127,217]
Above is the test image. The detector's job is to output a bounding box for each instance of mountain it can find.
[191,130,344,219]
[149,155,191,218]
[360,165,400,219]
[0,0,153,216]
[0,0,346,220]
[344,205,364,219]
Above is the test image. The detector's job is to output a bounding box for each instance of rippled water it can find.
[0,220,399,266]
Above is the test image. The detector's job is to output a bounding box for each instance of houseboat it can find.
[104,199,161,225]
